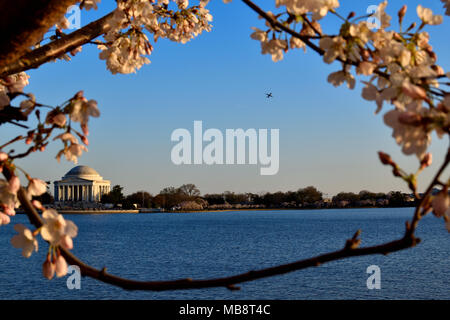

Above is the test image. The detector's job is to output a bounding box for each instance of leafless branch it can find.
[0,11,115,78]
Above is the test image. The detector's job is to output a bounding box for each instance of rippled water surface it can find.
[0,208,448,299]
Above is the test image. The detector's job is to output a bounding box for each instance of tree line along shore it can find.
[32,184,429,212]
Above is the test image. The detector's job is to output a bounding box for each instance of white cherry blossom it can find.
[383,101,431,158]
[0,212,10,226]
[417,5,443,25]
[41,209,78,248]
[10,224,39,258]
[327,70,355,89]
[26,178,47,198]
[275,0,339,20]
[319,36,346,64]
[431,191,449,218]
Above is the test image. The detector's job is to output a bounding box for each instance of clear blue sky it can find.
[2,0,449,197]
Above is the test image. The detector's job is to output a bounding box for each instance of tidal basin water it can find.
[0,208,448,300]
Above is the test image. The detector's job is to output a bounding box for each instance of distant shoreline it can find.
[15,206,416,215]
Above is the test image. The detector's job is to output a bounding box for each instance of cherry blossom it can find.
[0,179,19,213]
[319,36,346,64]
[327,69,355,90]
[40,209,78,248]
[0,152,8,162]
[42,254,56,280]
[56,142,88,164]
[97,0,213,74]
[81,0,101,11]
[8,175,20,194]
[0,213,10,226]
[26,178,47,199]
[10,224,39,258]
[417,5,443,25]
[431,191,450,231]
[361,82,397,114]
[55,255,68,278]
[261,39,288,62]
[19,94,36,116]
[53,132,79,144]
[2,72,29,93]
[69,94,100,128]
[275,0,340,20]
[45,110,67,127]
[383,101,431,158]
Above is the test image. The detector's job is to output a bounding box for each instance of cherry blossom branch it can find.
[241,0,390,80]
[0,11,115,78]
[240,0,324,56]
[407,146,450,236]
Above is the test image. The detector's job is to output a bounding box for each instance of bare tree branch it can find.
[0,0,79,71]
[0,11,115,78]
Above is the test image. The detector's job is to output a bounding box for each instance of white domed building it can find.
[54,166,111,203]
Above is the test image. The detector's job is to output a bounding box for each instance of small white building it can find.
[54,166,110,203]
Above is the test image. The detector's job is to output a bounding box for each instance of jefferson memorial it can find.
[54,166,111,203]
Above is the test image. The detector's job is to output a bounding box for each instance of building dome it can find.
[55,165,110,204]
[63,165,102,181]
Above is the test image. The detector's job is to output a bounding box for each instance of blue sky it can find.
[2,0,450,196]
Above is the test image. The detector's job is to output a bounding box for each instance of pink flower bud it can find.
[0,152,8,162]
[74,91,84,99]
[378,152,394,166]
[402,82,427,100]
[55,255,68,278]
[8,175,20,194]
[32,200,44,210]
[431,191,449,218]
[81,124,89,136]
[81,136,89,146]
[420,153,432,169]
[61,235,73,250]
[398,5,407,20]
[0,213,11,225]
[43,255,55,280]
[3,205,15,216]
[398,111,422,126]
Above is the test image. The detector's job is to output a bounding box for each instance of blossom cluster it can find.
[1,71,98,165]
[96,0,213,74]
[0,154,77,278]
